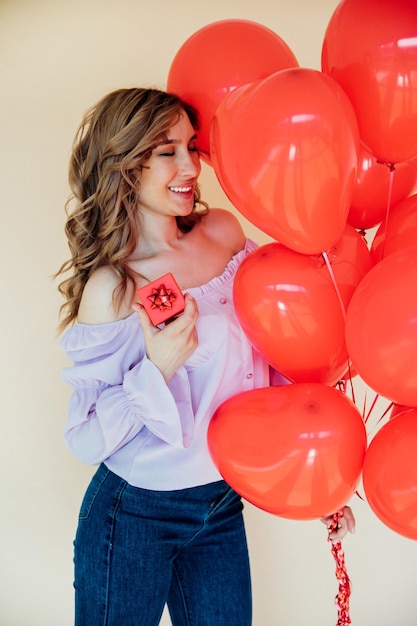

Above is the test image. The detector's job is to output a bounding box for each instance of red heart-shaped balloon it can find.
[233,226,371,385]
[208,383,367,519]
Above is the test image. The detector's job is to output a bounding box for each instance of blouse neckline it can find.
[71,239,255,330]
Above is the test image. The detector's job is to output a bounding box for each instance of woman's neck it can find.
[134,215,186,260]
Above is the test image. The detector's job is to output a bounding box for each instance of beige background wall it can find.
[1,0,417,624]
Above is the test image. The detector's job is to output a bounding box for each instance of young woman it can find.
[56,87,354,626]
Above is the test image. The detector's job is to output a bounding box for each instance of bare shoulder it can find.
[201,208,246,253]
[78,265,133,324]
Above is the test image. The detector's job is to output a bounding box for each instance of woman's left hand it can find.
[321,506,356,543]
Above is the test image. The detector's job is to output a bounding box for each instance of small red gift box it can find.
[136,273,185,326]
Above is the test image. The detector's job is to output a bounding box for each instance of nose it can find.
[179,149,201,178]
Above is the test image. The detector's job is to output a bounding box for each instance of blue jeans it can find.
[73,464,252,625]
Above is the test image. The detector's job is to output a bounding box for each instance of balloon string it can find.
[366,400,395,440]
[322,251,346,320]
[381,162,396,259]
[362,386,367,421]
[344,363,356,405]
[379,401,394,422]
[364,391,380,424]
[323,252,355,403]
[328,510,352,625]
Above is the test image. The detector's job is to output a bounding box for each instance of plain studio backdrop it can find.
[1,0,416,624]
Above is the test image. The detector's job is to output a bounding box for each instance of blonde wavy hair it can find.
[55,87,208,332]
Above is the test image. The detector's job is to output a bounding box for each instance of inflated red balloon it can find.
[211,67,359,253]
[345,245,417,406]
[208,384,367,519]
[167,19,298,162]
[322,0,417,164]
[348,146,417,229]
[371,193,417,263]
[363,411,417,539]
[233,225,371,385]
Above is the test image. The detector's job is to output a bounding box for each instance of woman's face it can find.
[137,112,201,221]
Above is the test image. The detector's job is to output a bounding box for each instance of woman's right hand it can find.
[132,293,199,382]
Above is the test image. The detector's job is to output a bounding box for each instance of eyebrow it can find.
[156,133,198,146]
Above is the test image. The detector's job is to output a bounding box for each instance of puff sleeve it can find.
[60,316,195,465]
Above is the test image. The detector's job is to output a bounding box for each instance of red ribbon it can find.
[328,510,352,626]
[147,284,177,311]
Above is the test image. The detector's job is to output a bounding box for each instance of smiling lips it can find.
[169,185,193,194]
